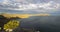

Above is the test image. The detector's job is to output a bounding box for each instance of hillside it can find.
[0,14,50,18]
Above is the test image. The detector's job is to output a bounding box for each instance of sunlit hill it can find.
[0,14,50,18]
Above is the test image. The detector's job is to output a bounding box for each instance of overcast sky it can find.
[0,0,60,14]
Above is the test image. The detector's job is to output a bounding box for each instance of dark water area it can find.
[0,15,60,32]
[20,16,60,32]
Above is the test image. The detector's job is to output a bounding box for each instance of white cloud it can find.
[0,0,60,11]
[13,1,60,10]
[2,0,10,4]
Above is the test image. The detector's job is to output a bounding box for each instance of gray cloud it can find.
[0,0,60,13]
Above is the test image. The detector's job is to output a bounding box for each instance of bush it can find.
[4,20,19,31]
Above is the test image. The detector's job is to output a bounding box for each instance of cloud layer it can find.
[0,0,60,13]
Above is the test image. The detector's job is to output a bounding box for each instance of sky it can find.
[0,0,60,14]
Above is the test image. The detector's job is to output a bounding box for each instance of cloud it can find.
[0,0,60,13]
[38,1,60,10]
[14,1,60,10]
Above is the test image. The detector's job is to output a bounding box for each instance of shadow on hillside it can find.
[0,15,21,32]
